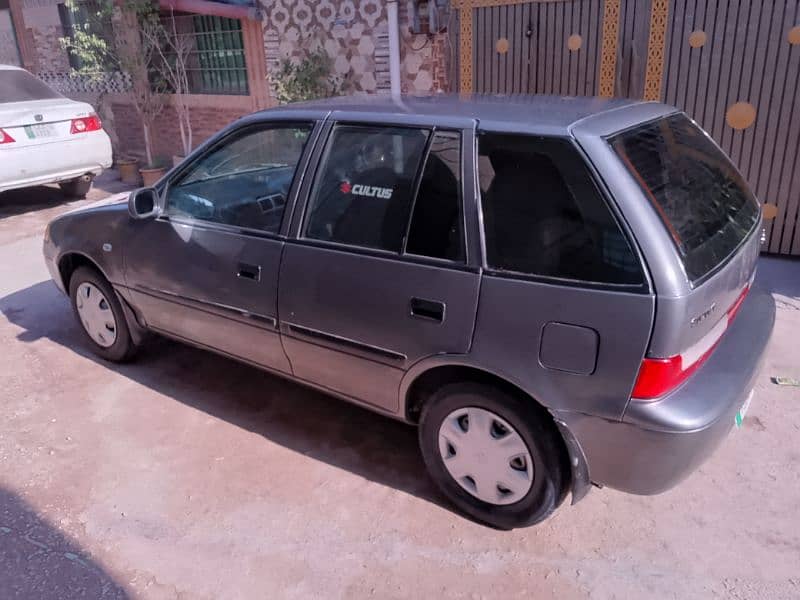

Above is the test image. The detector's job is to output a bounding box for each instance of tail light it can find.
[0,128,15,144]
[70,115,102,134]
[632,284,751,400]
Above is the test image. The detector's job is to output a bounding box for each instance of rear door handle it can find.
[237,262,261,282]
[410,297,445,322]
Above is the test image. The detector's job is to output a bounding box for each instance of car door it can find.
[123,119,318,374]
[278,122,481,413]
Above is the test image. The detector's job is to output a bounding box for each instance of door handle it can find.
[237,262,261,282]
[410,297,445,322]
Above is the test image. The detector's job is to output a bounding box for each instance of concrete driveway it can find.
[1,179,799,600]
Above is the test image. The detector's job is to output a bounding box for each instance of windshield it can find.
[610,113,760,283]
[0,69,63,103]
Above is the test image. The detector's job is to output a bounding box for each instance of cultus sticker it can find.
[340,181,393,199]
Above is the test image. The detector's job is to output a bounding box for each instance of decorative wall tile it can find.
[260,0,448,97]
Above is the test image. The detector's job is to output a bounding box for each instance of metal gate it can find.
[457,0,800,255]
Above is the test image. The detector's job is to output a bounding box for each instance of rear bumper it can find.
[557,286,775,495]
[0,131,112,193]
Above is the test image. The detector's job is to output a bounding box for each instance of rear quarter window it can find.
[478,132,644,286]
[0,69,62,103]
[609,113,760,283]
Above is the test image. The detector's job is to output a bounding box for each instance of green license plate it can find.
[24,123,56,139]
[735,389,754,428]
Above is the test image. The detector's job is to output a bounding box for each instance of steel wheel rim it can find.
[437,407,534,505]
[75,282,117,348]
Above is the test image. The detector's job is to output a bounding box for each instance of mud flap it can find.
[554,419,592,505]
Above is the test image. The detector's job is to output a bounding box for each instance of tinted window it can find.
[479,133,643,284]
[610,113,760,282]
[165,124,312,233]
[304,125,429,252]
[406,131,464,261]
[0,70,62,103]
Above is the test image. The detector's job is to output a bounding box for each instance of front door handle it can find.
[410,297,445,322]
[237,262,261,282]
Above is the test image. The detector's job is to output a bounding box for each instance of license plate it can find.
[735,389,754,428]
[24,123,57,139]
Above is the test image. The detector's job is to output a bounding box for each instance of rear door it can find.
[279,121,480,413]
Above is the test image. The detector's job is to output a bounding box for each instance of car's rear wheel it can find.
[69,266,136,362]
[59,175,93,199]
[419,382,568,529]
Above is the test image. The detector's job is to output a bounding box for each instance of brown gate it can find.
[458,0,800,255]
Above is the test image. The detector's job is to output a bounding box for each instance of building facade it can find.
[2,0,799,255]
[2,0,453,161]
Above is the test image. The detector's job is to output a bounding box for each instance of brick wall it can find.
[29,24,67,71]
[111,100,244,163]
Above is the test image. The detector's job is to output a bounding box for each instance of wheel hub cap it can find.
[75,282,117,348]
[438,407,534,505]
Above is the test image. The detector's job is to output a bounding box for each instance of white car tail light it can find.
[631,284,751,400]
[70,115,102,134]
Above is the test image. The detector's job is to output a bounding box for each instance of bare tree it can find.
[140,8,193,156]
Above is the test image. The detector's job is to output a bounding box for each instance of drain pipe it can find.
[387,0,402,96]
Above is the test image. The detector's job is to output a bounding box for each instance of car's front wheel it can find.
[419,382,569,529]
[69,266,136,362]
[59,175,93,199]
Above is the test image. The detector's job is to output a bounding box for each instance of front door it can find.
[123,120,316,374]
[279,124,481,412]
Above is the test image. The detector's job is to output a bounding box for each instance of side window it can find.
[303,125,429,252]
[478,132,643,285]
[165,123,312,233]
[406,131,464,261]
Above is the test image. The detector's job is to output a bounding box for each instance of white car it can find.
[0,65,112,198]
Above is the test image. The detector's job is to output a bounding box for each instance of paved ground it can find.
[1,177,799,599]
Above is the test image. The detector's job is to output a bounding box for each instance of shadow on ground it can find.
[0,187,72,219]
[757,255,800,301]
[0,487,128,599]
[0,280,444,512]
[0,171,134,220]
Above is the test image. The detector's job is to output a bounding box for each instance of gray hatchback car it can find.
[44,95,775,529]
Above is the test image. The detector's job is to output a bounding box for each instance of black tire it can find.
[419,382,569,529]
[68,266,136,362]
[59,176,93,199]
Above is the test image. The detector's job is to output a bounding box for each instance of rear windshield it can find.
[610,113,759,283]
[0,70,62,103]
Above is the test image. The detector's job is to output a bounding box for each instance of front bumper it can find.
[557,286,775,495]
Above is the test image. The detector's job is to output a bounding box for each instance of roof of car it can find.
[0,65,24,71]
[257,94,650,135]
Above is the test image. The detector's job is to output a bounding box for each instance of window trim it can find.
[295,121,470,268]
[475,130,650,293]
[402,129,467,264]
[156,119,319,239]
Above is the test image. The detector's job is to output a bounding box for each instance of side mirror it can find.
[128,187,159,220]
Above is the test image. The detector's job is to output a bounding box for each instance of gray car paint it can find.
[43,94,775,502]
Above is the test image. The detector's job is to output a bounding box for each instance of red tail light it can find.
[0,128,15,144]
[727,284,750,325]
[70,115,102,134]
[632,284,751,401]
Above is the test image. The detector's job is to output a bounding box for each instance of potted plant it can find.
[139,158,167,186]
[270,36,345,104]
[116,156,140,184]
